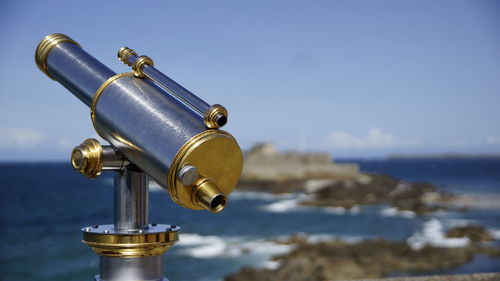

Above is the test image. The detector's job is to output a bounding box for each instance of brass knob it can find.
[71,138,103,178]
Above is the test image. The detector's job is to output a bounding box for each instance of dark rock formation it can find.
[301,175,454,214]
[225,236,500,281]
[446,225,495,242]
[239,143,458,215]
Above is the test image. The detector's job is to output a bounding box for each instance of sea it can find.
[1,158,499,281]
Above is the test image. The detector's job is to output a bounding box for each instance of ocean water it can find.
[0,159,499,281]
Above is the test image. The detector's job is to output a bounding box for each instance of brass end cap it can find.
[132,55,154,78]
[167,130,243,212]
[82,224,179,258]
[71,138,103,178]
[117,47,137,66]
[35,33,80,79]
[204,104,228,129]
[193,178,227,213]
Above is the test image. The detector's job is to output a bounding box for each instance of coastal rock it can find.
[242,143,361,181]
[446,225,494,242]
[225,237,498,281]
[239,143,456,215]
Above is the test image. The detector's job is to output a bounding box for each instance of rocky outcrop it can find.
[239,143,456,215]
[225,230,500,281]
[300,175,455,214]
[243,143,361,181]
[446,225,495,242]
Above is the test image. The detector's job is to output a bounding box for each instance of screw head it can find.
[178,165,198,185]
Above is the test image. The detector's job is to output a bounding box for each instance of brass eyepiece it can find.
[193,178,227,213]
[35,33,80,79]
[71,138,103,178]
[204,104,228,129]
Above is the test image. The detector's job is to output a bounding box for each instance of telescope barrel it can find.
[35,34,116,106]
[36,34,243,212]
[118,48,210,118]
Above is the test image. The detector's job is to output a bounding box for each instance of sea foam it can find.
[176,233,294,260]
[229,191,295,201]
[260,194,313,213]
[380,207,417,219]
[407,219,470,250]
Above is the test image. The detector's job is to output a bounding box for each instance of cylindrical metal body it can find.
[44,40,116,106]
[114,167,148,231]
[99,256,166,281]
[95,75,205,187]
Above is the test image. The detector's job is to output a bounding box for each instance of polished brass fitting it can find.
[192,178,227,213]
[71,138,103,178]
[82,224,179,257]
[204,104,228,129]
[167,130,243,212]
[117,47,137,66]
[132,55,154,78]
[35,33,80,79]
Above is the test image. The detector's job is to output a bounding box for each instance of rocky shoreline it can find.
[229,143,500,280]
[225,226,500,281]
[240,143,464,215]
[238,174,457,215]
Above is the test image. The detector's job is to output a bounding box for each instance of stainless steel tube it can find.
[45,41,116,106]
[99,256,166,281]
[114,167,148,231]
[126,53,210,117]
[94,75,205,187]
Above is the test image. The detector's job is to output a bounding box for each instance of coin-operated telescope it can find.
[35,34,243,281]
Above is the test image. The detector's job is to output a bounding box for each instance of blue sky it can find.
[1,0,499,160]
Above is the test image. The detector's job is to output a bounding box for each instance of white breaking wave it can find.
[380,207,417,219]
[260,194,313,213]
[324,207,346,214]
[306,233,362,244]
[407,219,470,250]
[324,205,361,215]
[490,229,500,239]
[229,191,295,201]
[274,233,363,244]
[176,233,294,260]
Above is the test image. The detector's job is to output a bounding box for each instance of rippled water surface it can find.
[1,159,499,280]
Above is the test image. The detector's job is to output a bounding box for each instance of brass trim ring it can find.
[91,72,133,136]
[82,224,179,257]
[35,33,80,80]
[204,104,228,129]
[132,55,154,78]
